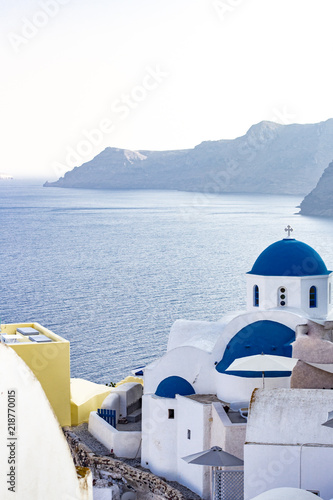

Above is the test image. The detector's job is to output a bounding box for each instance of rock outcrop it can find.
[45,119,333,195]
[299,160,333,216]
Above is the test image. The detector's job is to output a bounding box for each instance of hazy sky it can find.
[1,0,333,179]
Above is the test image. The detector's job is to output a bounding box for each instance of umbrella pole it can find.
[212,466,216,500]
[262,371,265,389]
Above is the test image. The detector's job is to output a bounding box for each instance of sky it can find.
[1,0,333,180]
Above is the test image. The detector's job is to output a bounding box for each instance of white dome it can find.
[251,487,323,500]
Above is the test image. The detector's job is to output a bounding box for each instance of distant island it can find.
[299,160,333,216]
[0,173,13,180]
[45,119,333,196]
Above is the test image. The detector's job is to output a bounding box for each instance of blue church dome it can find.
[248,239,331,277]
[216,320,295,378]
[155,376,195,398]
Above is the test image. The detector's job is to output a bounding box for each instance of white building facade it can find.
[244,389,333,500]
[141,234,333,498]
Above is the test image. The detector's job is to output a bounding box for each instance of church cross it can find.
[284,225,293,238]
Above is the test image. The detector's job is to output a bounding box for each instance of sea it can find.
[1,181,333,384]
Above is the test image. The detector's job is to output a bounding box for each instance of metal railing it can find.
[214,469,244,500]
[97,408,116,428]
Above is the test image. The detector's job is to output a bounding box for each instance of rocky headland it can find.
[299,160,333,216]
[45,119,333,196]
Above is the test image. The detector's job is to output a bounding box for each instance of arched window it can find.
[253,285,259,307]
[278,287,287,307]
[309,286,317,308]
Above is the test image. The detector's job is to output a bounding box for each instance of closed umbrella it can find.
[182,446,243,499]
[225,353,298,388]
[322,410,333,428]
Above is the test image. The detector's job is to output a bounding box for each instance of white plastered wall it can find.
[215,371,291,404]
[142,394,216,499]
[88,412,141,459]
[247,274,332,319]
[141,395,178,480]
[247,275,302,311]
[212,310,303,402]
[0,344,91,500]
[300,276,331,319]
[145,310,305,406]
[212,310,303,363]
[245,444,333,500]
[176,396,212,500]
[142,394,248,500]
[143,346,214,395]
[112,382,142,417]
[244,388,333,500]
[210,403,246,459]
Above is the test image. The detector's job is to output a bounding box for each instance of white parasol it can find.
[225,353,298,388]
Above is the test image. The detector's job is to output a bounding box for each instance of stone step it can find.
[127,408,142,423]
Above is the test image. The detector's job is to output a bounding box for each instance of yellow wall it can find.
[1,322,71,426]
[115,375,143,387]
[70,378,111,425]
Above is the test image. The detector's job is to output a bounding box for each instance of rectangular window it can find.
[168,409,174,419]
[187,429,191,439]
[253,285,259,307]
[309,286,317,308]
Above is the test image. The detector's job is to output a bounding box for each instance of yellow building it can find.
[1,322,71,426]
[70,378,111,425]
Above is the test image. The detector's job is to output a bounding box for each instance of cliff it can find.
[299,160,333,216]
[44,119,333,195]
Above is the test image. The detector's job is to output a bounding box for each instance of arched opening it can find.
[253,285,259,307]
[215,320,295,376]
[155,376,195,398]
[309,286,317,308]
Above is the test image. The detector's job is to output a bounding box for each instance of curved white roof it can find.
[251,487,323,499]
[167,316,238,352]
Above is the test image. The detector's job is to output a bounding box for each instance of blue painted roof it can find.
[248,238,331,277]
[216,320,295,378]
[155,376,195,398]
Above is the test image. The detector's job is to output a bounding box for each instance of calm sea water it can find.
[1,182,333,383]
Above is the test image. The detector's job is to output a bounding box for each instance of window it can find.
[278,287,287,307]
[253,285,259,307]
[168,409,174,419]
[309,286,317,308]
[329,283,332,305]
[187,429,191,440]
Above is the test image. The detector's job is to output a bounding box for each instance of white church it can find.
[139,226,333,499]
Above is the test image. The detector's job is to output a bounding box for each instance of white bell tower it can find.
[246,227,333,320]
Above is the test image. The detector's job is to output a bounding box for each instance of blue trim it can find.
[248,239,331,277]
[155,376,195,398]
[309,286,317,308]
[97,408,116,428]
[216,320,295,378]
[253,285,259,307]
